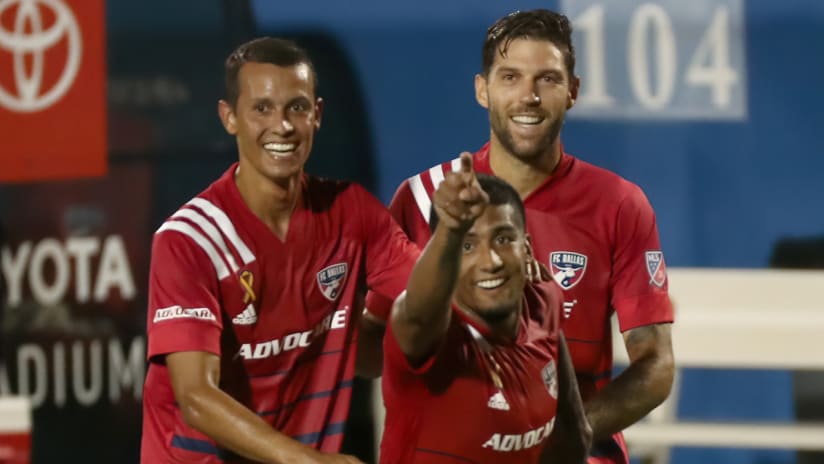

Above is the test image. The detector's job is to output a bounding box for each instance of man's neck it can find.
[234,162,302,240]
[488,136,562,199]
[458,304,521,342]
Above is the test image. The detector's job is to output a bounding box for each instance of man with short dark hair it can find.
[380,155,589,463]
[141,37,419,464]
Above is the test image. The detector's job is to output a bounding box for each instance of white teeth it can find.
[263,143,296,153]
[476,278,505,289]
[511,115,543,124]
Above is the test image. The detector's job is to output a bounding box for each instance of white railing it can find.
[616,268,824,463]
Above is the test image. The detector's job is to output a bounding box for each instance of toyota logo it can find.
[0,0,82,113]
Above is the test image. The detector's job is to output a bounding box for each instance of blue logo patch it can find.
[550,252,588,290]
[645,251,667,287]
[317,263,348,301]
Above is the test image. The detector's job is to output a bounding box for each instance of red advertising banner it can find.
[0,0,107,182]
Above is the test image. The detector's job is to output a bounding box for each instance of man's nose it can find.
[479,245,504,272]
[271,112,294,134]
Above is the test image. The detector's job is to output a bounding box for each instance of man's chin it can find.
[474,305,519,324]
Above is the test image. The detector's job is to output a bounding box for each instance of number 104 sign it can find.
[561,0,747,120]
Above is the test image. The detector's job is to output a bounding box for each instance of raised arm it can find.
[390,153,488,363]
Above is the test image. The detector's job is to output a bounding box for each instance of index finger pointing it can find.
[459,152,474,175]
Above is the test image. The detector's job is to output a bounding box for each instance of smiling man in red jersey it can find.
[381,154,590,463]
[140,37,420,464]
[365,10,675,464]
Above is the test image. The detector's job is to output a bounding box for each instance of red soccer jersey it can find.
[141,164,419,463]
[374,143,674,463]
[380,283,562,464]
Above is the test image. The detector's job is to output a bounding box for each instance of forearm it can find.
[402,226,463,331]
[584,354,672,441]
[181,386,319,464]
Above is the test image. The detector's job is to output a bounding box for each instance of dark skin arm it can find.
[167,351,363,464]
[392,153,488,363]
[584,322,674,441]
[541,332,592,463]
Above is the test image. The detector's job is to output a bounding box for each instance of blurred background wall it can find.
[0,0,822,462]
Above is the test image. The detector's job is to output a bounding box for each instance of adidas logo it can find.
[232,304,257,325]
[487,391,510,411]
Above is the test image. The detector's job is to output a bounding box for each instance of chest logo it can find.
[317,263,348,301]
[645,251,667,288]
[549,251,587,290]
[232,303,257,325]
[541,360,558,399]
[487,391,511,411]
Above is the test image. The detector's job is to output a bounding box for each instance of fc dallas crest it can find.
[317,263,348,301]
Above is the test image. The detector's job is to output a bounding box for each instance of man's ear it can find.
[314,97,324,131]
[567,75,580,110]
[475,74,489,109]
[524,233,535,259]
[217,99,238,135]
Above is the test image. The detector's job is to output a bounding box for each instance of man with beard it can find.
[365,9,674,464]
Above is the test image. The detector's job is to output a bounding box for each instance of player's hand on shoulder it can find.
[432,152,489,233]
[527,256,552,283]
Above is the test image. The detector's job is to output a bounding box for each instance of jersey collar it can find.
[472,141,575,202]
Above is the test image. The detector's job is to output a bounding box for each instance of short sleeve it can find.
[355,185,420,306]
[610,185,674,332]
[383,314,441,379]
[365,180,430,320]
[524,280,563,336]
[146,230,223,361]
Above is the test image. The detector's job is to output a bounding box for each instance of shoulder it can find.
[572,157,640,194]
[568,155,653,210]
[407,157,462,197]
[152,186,251,281]
[390,156,462,219]
[523,280,562,334]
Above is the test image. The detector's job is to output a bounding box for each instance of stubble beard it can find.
[489,106,564,162]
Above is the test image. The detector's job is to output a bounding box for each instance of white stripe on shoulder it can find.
[428,165,446,190]
[157,220,230,280]
[186,198,255,265]
[450,156,462,172]
[172,208,240,272]
[407,174,432,224]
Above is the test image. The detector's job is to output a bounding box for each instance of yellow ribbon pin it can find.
[240,270,256,303]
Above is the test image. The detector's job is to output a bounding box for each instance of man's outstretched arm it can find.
[391,153,487,364]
